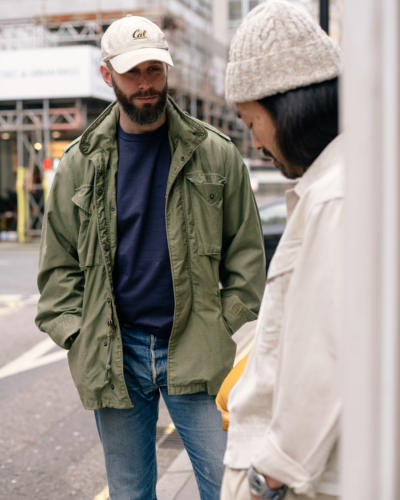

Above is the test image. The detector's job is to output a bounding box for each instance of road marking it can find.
[93,486,109,500]
[24,293,40,305]
[164,422,176,435]
[0,293,39,315]
[0,294,23,315]
[0,338,67,380]
[156,421,177,450]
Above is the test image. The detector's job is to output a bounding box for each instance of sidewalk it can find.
[157,449,199,500]
[157,321,255,499]
[94,449,199,500]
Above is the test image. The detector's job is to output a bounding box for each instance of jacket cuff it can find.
[221,295,258,334]
[252,433,316,497]
[47,313,81,350]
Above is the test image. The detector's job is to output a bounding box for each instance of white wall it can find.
[0,46,113,101]
[0,0,159,19]
[342,0,400,499]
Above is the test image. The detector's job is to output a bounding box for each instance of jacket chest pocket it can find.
[185,173,225,255]
[72,184,101,268]
[263,238,302,333]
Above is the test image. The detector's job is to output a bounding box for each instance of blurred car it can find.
[258,198,287,273]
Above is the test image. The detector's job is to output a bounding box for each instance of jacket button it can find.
[181,156,185,162]
[111,384,115,390]
[209,193,215,200]
[97,188,103,196]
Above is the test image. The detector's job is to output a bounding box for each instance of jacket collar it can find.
[77,97,207,157]
[285,134,344,217]
[79,101,119,156]
[166,97,207,148]
[294,134,344,198]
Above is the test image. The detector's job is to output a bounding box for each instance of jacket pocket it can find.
[72,184,101,268]
[262,238,302,335]
[185,173,225,255]
[266,237,302,281]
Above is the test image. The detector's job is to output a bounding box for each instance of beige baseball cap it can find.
[101,15,174,74]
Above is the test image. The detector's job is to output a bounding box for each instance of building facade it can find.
[0,0,237,239]
[0,0,342,239]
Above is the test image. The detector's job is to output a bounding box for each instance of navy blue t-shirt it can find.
[114,122,174,338]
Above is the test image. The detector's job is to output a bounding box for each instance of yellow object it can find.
[50,140,71,159]
[216,355,248,431]
[93,486,109,500]
[16,167,26,243]
[42,172,48,203]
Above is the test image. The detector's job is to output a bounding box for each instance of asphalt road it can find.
[0,242,185,500]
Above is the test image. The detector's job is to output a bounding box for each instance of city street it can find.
[0,242,192,499]
[0,241,255,500]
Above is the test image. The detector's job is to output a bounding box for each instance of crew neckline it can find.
[117,121,168,142]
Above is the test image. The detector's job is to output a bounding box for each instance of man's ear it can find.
[100,63,113,88]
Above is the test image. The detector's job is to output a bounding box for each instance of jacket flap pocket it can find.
[267,238,302,281]
[186,174,225,205]
[72,185,100,267]
[72,184,93,214]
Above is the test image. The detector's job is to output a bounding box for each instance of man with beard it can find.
[35,15,266,500]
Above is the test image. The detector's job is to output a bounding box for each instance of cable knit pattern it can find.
[225,0,342,103]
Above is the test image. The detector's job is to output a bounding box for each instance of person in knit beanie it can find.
[219,2,344,500]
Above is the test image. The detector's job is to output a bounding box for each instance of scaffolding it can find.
[0,5,245,240]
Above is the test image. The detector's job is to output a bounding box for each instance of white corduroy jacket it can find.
[224,135,344,497]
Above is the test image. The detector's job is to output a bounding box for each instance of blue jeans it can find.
[94,328,227,500]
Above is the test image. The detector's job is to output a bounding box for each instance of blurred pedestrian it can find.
[220,1,343,499]
[35,14,265,500]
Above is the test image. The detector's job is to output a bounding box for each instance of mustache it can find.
[130,89,162,99]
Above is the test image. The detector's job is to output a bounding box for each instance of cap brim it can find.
[109,48,174,74]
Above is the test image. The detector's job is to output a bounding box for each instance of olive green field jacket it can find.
[35,98,266,410]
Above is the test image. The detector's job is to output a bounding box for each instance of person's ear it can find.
[100,63,113,88]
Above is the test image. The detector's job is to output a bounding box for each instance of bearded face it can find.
[111,74,168,126]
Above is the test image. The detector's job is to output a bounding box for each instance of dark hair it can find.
[258,77,339,169]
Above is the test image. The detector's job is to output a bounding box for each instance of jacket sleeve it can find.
[252,199,343,496]
[35,155,84,350]
[220,142,266,333]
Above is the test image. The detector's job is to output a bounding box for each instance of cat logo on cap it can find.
[132,29,147,39]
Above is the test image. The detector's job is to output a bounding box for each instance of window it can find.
[229,0,242,21]
[249,0,260,10]
[258,200,287,226]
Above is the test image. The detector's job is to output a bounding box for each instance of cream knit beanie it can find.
[225,0,342,103]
